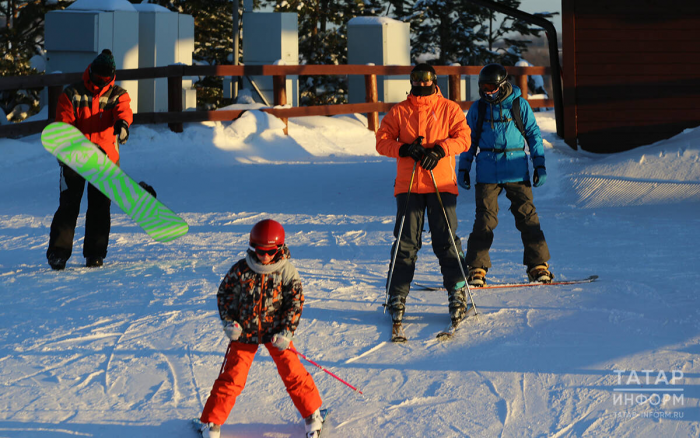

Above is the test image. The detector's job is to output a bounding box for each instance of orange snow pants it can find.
[200,341,322,425]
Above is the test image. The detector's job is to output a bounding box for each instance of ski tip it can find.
[589,275,599,280]
[191,418,204,434]
[436,332,453,341]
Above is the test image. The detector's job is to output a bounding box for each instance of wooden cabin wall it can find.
[562,0,700,153]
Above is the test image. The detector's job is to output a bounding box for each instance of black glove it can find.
[398,136,425,162]
[458,169,471,190]
[420,145,445,171]
[138,181,157,198]
[114,119,129,145]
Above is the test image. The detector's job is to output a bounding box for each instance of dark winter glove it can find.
[420,144,445,171]
[458,169,471,190]
[398,136,425,162]
[138,181,157,198]
[114,119,129,145]
[223,321,242,341]
[458,154,473,190]
[271,333,292,351]
[533,166,547,187]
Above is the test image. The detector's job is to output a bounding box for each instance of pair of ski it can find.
[392,275,599,342]
[192,409,329,437]
[391,304,477,343]
[414,275,599,292]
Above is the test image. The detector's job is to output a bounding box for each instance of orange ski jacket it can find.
[376,87,471,196]
[55,65,133,164]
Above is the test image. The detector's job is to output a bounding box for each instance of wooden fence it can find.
[0,64,553,138]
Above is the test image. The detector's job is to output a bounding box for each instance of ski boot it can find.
[528,262,553,283]
[305,409,324,438]
[197,422,220,438]
[85,256,104,268]
[448,285,468,326]
[467,267,487,287]
[388,296,407,342]
[387,295,406,324]
[47,253,67,270]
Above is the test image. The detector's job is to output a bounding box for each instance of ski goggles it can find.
[410,70,436,83]
[253,246,280,257]
[92,74,113,87]
[480,82,500,93]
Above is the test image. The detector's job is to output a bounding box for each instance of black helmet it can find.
[478,63,509,103]
[479,63,507,88]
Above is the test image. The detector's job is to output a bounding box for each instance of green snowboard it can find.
[41,122,189,242]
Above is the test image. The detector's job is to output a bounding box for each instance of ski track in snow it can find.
[1,112,700,437]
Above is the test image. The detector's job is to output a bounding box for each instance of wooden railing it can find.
[0,64,553,138]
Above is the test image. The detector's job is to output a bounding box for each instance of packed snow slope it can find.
[1,110,699,438]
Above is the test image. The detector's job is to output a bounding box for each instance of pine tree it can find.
[0,0,62,121]
[410,0,556,67]
[260,0,383,106]
[411,0,487,65]
[481,0,556,67]
[145,0,238,109]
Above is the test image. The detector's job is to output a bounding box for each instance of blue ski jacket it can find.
[458,85,545,184]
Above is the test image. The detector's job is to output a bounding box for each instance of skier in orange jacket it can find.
[376,63,472,328]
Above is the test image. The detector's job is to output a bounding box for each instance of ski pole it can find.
[385,137,423,313]
[428,170,479,316]
[219,341,233,375]
[290,346,364,395]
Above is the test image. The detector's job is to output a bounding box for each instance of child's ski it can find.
[191,418,207,437]
[436,305,478,341]
[191,410,330,437]
[416,275,598,291]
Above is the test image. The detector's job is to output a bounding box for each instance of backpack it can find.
[471,96,527,151]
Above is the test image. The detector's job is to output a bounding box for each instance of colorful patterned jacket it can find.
[217,245,303,344]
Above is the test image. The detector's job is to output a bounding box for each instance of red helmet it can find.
[250,219,285,249]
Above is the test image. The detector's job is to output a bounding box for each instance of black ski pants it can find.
[387,192,464,304]
[46,163,111,261]
[465,182,550,270]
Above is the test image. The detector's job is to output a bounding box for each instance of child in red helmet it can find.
[197,219,325,438]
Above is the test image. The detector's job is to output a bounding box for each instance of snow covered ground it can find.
[1,109,699,438]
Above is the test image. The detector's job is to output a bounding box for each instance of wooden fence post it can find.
[272,74,288,135]
[364,74,378,132]
[516,74,528,101]
[167,66,183,133]
[448,74,461,102]
[47,85,63,121]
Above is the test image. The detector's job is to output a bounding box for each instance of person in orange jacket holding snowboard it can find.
[376,63,472,332]
[46,49,133,270]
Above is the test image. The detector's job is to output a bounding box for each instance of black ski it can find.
[416,275,599,291]
[436,305,478,341]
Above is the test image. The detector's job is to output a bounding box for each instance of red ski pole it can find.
[290,347,364,395]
